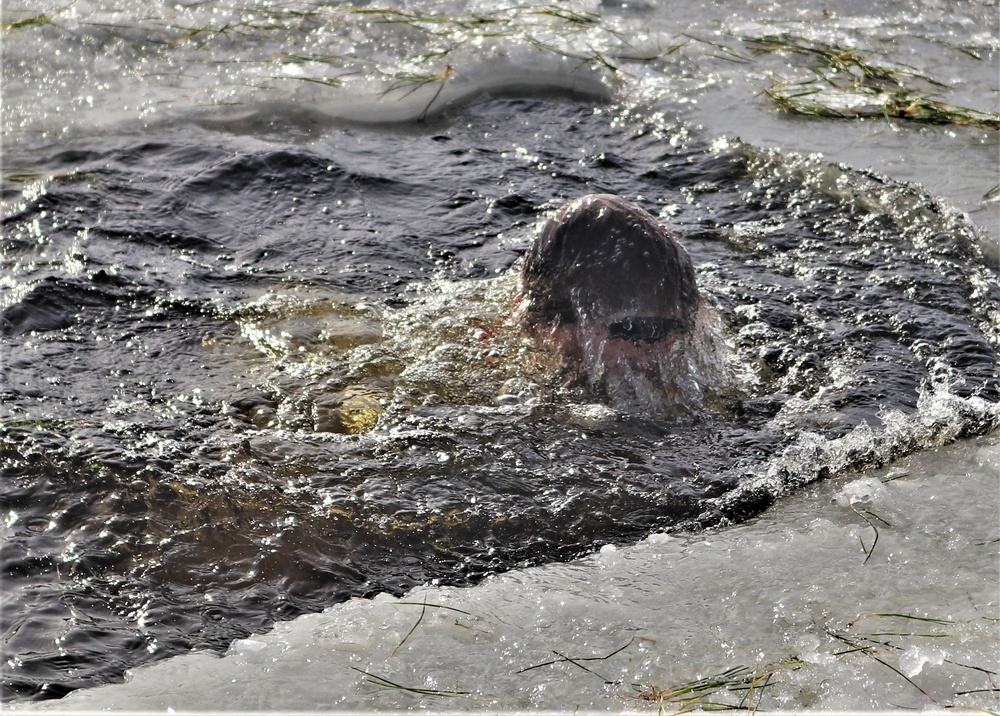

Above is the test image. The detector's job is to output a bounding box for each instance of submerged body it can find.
[521,194,726,413]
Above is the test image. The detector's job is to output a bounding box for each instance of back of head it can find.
[522,194,699,338]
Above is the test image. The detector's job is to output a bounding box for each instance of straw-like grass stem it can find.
[389,598,474,657]
[350,666,471,697]
[518,636,635,679]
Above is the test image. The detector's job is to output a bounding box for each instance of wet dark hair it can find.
[522,194,700,339]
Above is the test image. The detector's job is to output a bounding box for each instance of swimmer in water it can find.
[520,193,722,412]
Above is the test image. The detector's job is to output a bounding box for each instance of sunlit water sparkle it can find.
[1,0,997,708]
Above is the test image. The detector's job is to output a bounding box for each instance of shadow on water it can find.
[1,96,998,700]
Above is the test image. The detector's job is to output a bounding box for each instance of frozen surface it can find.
[17,433,998,712]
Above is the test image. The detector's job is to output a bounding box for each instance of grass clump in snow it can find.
[745,34,999,130]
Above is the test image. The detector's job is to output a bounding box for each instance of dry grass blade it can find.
[881,92,1000,129]
[389,597,475,657]
[533,6,602,25]
[763,86,851,119]
[634,662,785,713]
[744,34,948,88]
[749,33,998,129]
[839,612,998,694]
[847,504,890,564]
[954,687,1000,696]
[550,650,614,682]
[2,0,76,31]
[826,630,939,704]
[518,636,635,680]
[682,33,754,63]
[2,14,53,30]
[390,600,473,615]
[378,62,455,121]
[849,612,954,627]
[350,666,471,697]
[391,599,428,658]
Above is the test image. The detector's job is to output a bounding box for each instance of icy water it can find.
[2,0,999,707]
[20,433,1000,712]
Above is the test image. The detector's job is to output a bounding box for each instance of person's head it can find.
[519,194,729,415]
[522,194,699,350]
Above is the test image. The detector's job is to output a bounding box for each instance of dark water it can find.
[2,97,998,700]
